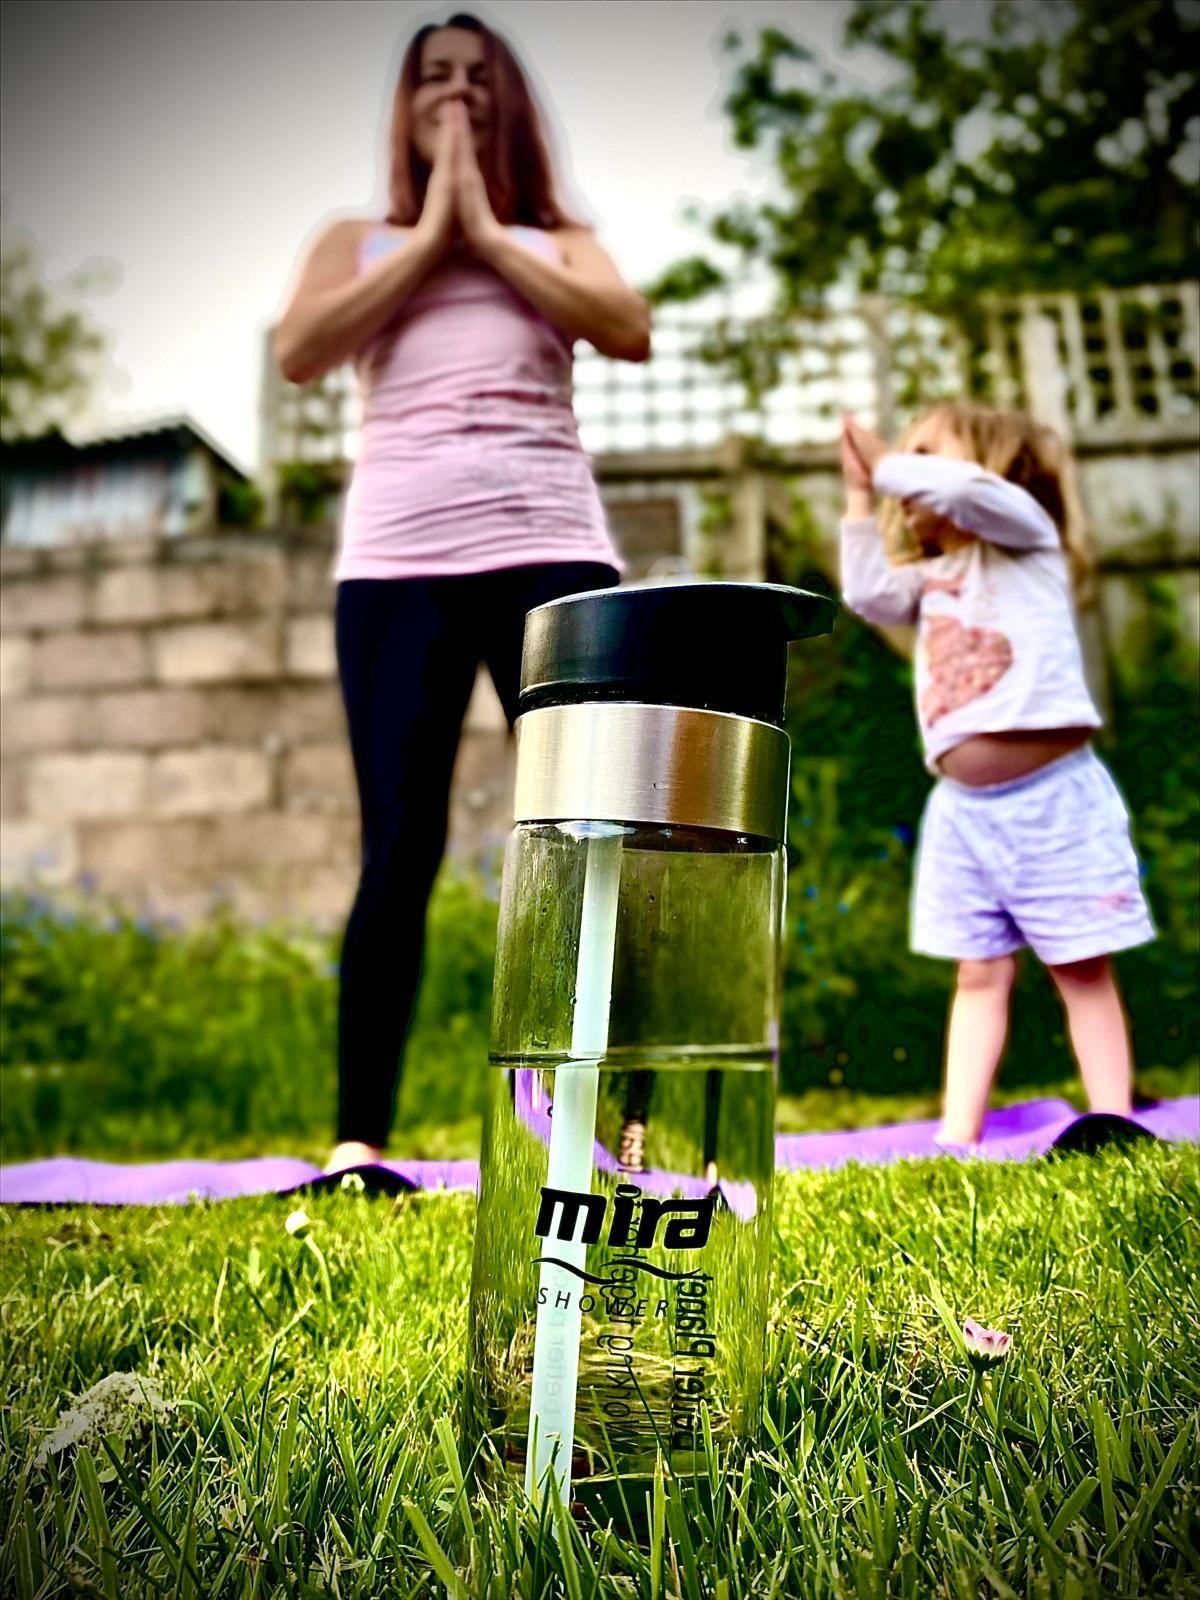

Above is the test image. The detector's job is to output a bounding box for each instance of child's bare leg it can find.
[1045,955,1133,1115]
[938,955,1017,1144]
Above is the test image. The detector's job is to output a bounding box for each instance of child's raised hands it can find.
[841,415,887,486]
[841,415,888,520]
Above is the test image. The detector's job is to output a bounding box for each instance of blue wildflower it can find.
[836,901,849,915]
[892,824,915,847]
[804,885,818,900]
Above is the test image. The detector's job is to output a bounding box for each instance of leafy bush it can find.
[1105,579,1200,1074]
[217,478,264,528]
[0,874,497,1161]
[277,459,345,526]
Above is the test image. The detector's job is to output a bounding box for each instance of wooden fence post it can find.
[257,326,283,526]
[711,435,768,580]
[860,295,896,439]
[1018,298,1113,723]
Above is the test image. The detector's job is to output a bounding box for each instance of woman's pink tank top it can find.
[334,226,620,581]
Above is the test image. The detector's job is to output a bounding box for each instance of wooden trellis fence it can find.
[260,280,1200,487]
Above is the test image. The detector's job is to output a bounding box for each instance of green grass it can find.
[3,885,1196,1169]
[2,1144,1197,1598]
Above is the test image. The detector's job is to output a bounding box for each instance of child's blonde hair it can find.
[881,401,1094,603]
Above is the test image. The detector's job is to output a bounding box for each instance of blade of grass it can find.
[403,1499,465,1599]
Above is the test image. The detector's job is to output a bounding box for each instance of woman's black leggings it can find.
[333,561,618,1146]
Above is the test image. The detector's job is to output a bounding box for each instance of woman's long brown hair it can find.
[386,12,578,230]
[881,401,1094,603]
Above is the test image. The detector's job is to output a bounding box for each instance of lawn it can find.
[2,1143,1197,1598]
[1,594,1196,1596]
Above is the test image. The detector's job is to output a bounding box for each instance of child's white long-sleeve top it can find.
[840,452,1101,772]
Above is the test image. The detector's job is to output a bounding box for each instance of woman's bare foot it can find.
[325,1140,385,1174]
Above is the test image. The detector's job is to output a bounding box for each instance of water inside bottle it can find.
[464,1053,774,1491]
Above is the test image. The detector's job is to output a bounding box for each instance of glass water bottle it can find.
[463,580,836,1508]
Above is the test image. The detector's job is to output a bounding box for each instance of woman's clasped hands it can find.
[416,100,502,259]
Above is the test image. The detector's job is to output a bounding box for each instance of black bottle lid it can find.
[519,579,838,728]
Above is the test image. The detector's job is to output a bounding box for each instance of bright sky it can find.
[1,0,890,471]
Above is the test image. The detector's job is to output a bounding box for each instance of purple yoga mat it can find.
[1,1097,1195,1207]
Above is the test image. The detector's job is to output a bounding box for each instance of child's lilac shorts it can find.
[911,745,1156,965]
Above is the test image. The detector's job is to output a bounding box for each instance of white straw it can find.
[525,824,623,1507]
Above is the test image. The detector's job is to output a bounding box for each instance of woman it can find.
[274,13,649,1171]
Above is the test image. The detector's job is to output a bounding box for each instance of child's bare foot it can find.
[935,1122,981,1151]
[325,1140,385,1174]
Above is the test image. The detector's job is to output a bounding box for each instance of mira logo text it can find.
[534,1183,716,1251]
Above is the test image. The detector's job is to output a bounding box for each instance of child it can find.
[839,402,1155,1146]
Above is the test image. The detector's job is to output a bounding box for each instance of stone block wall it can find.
[3,439,1195,930]
[0,528,514,926]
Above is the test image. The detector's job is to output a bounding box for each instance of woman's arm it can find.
[272,221,443,384]
[874,453,1061,551]
[476,227,651,361]
[272,113,457,384]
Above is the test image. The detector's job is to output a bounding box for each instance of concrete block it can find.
[158,552,288,619]
[32,630,150,691]
[0,573,88,632]
[285,615,336,679]
[26,751,150,819]
[1,759,26,816]
[0,636,34,698]
[2,695,83,753]
[149,747,273,817]
[210,811,343,868]
[44,545,93,573]
[153,621,279,684]
[286,550,336,611]
[1079,452,1200,559]
[283,864,356,927]
[83,688,211,749]
[91,566,162,625]
[80,818,211,882]
[103,536,162,568]
[0,547,41,579]
[0,818,80,888]
[280,740,357,812]
[198,684,347,745]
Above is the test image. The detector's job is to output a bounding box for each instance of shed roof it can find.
[2,414,250,480]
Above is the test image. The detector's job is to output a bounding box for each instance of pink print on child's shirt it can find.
[920,614,1015,726]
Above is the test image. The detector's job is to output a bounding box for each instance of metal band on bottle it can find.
[513,702,791,842]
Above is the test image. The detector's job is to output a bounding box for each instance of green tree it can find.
[0,234,114,442]
[651,0,1200,311]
